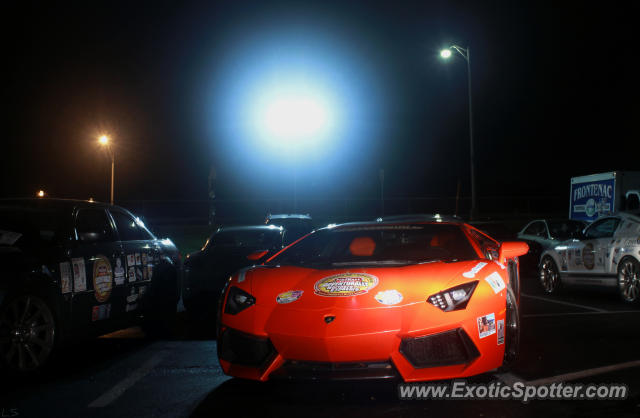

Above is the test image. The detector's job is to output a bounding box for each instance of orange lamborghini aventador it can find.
[217,216,528,382]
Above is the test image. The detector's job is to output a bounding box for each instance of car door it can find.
[568,217,621,282]
[69,206,122,334]
[108,209,158,318]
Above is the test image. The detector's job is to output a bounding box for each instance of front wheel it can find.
[0,294,57,372]
[539,256,561,294]
[617,257,640,304]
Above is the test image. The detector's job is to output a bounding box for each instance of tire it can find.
[539,256,561,294]
[0,294,57,373]
[503,285,520,367]
[617,257,640,304]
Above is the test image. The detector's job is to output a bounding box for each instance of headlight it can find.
[428,281,478,312]
[224,286,256,315]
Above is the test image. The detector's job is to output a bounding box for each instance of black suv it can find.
[0,199,180,372]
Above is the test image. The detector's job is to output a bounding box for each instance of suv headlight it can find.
[428,281,478,312]
[224,286,256,315]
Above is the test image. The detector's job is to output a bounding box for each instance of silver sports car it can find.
[538,211,640,303]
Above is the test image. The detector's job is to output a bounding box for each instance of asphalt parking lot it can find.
[2,273,639,418]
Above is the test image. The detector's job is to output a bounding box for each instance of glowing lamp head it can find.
[37,190,45,198]
[98,135,109,145]
[440,49,452,59]
[250,84,336,153]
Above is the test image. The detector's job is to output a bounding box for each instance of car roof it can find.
[616,211,640,222]
[323,218,466,232]
[376,214,464,224]
[216,225,284,233]
[266,213,312,220]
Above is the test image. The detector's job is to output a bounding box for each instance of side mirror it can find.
[498,241,529,264]
[247,249,269,261]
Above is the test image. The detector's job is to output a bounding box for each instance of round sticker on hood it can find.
[314,273,379,297]
[276,290,304,304]
[374,290,403,305]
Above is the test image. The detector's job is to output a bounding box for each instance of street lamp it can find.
[440,45,477,220]
[98,135,115,205]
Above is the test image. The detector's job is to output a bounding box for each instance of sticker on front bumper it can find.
[374,289,403,305]
[314,273,379,297]
[484,272,506,294]
[497,319,505,345]
[463,262,488,278]
[477,313,496,338]
[276,290,304,304]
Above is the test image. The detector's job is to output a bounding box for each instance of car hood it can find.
[241,259,500,310]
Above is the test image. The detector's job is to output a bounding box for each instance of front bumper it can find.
[219,303,503,382]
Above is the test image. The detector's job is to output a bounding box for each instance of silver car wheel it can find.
[0,295,56,372]
[539,256,560,293]
[618,258,640,303]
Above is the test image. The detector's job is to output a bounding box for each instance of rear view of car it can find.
[217,218,528,382]
[182,225,284,323]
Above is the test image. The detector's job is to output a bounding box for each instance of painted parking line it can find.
[520,293,607,313]
[526,360,640,386]
[493,372,523,386]
[88,351,168,408]
[523,310,640,318]
[495,359,640,386]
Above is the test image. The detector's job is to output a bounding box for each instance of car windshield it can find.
[548,220,585,240]
[267,223,479,267]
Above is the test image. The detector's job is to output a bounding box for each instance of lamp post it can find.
[98,135,115,205]
[440,45,477,220]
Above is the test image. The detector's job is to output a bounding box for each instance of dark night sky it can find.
[3,1,639,205]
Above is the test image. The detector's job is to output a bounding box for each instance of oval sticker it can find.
[314,273,378,297]
[93,255,113,302]
[276,290,304,304]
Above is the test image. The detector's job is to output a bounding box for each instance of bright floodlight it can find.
[440,49,452,59]
[37,190,45,198]
[98,135,109,145]
[250,82,335,152]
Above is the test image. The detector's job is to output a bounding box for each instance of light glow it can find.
[248,78,338,154]
[212,27,385,166]
[440,49,452,59]
[98,135,109,145]
[37,190,45,198]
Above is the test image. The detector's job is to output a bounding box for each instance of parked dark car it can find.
[264,213,313,245]
[0,199,181,372]
[182,225,285,323]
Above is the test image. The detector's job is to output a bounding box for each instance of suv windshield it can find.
[207,228,282,250]
[268,223,478,267]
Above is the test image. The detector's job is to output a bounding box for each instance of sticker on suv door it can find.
[93,255,113,302]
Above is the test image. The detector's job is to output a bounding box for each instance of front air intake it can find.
[400,328,480,368]
[219,328,276,368]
